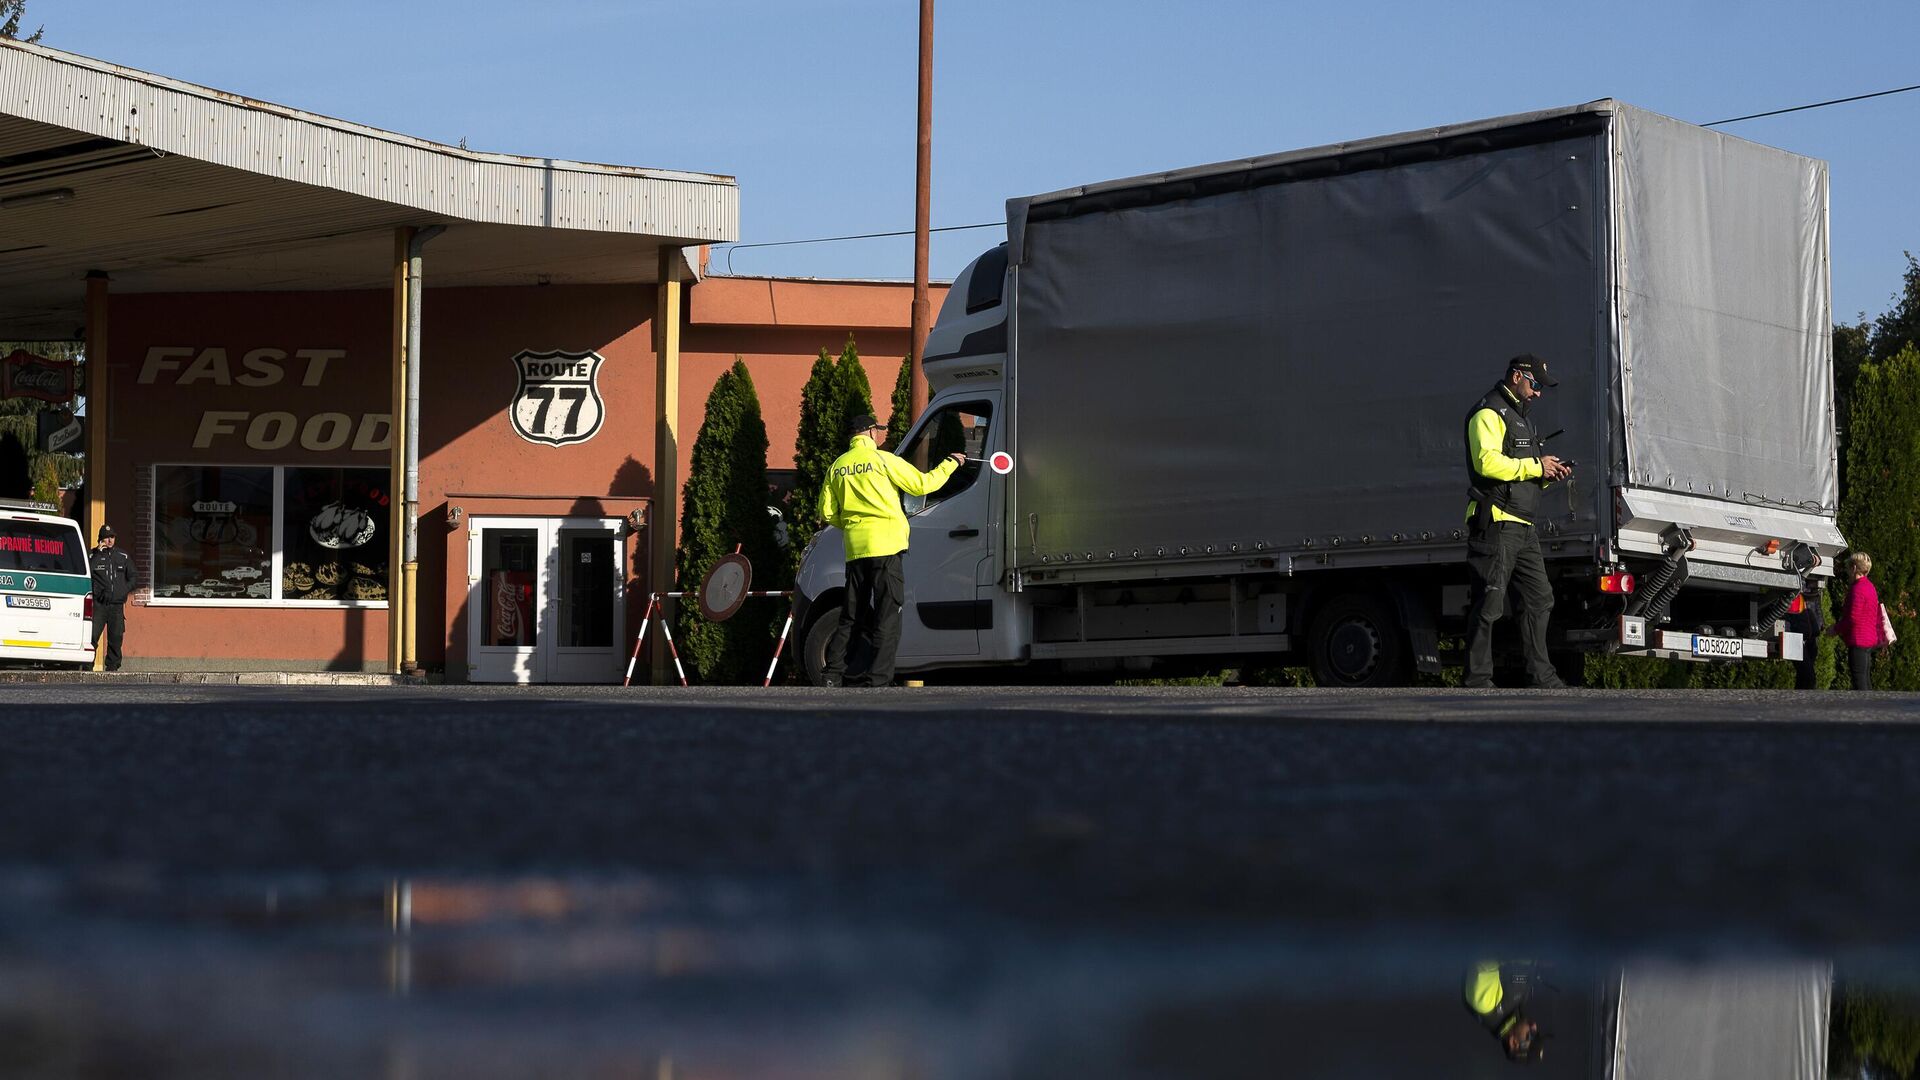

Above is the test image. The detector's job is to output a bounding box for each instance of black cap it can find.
[97,525,115,539]
[847,413,881,437]
[1508,353,1558,387]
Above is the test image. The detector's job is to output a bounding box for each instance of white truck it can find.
[793,100,1846,686]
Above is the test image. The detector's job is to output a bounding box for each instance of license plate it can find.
[5,595,51,610]
[1692,634,1744,658]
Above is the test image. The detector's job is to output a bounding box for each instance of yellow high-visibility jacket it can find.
[1465,403,1546,526]
[819,435,959,560]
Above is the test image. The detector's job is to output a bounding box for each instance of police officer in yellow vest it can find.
[1464,960,1545,1063]
[1464,355,1572,689]
[819,413,963,687]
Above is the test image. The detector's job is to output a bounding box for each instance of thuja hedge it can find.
[675,359,780,684]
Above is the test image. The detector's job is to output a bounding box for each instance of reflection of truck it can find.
[793,100,1846,685]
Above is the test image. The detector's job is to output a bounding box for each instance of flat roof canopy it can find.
[0,39,739,339]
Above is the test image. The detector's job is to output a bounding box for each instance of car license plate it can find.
[1692,634,1744,658]
[5,595,51,610]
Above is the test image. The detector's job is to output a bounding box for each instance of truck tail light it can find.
[84,594,93,620]
[1789,593,1805,614]
[1599,572,1635,594]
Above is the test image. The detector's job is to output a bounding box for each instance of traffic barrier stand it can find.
[763,597,796,687]
[621,593,688,688]
[622,589,794,688]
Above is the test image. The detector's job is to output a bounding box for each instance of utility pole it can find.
[909,0,933,423]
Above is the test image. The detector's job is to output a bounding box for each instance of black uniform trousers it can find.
[1786,602,1824,689]
[1464,519,1558,687]
[92,601,126,672]
[826,553,904,687]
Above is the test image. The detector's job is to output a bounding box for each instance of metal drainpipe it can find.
[403,225,446,675]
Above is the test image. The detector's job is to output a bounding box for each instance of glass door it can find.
[549,524,623,683]
[467,517,625,684]
[469,523,544,683]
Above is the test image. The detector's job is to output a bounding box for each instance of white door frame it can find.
[466,516,626,684]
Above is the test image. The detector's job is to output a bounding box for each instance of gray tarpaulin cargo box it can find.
[1608,962,1830,1080]
[1004,100,1834,575]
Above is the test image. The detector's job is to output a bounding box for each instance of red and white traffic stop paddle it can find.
[967,451,1014,475]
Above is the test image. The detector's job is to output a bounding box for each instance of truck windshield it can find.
[0,520,87,575]
[898,402,993,516]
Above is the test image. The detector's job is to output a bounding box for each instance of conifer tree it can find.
[886,355,914,448]
[0,431,29,500]
[1838,343,1920,690]
[832,335,874,443]
[789,349,843,575]
[675,359,778,683]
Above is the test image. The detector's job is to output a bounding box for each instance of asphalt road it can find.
[1,685,1915,1078]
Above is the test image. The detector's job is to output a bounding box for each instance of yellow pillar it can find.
[652,249,683,683]
[85,271,109,672]
[388,228,413,675]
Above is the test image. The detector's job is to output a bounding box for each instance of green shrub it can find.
[676,359,780,684]
[1838,344,1920,690]
[887,354,914,448]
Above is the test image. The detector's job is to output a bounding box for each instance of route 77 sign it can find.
[510,349,606,446]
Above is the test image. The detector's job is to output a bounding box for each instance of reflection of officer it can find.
[819,413,962,687]
[1463,355,1572,689]
[1464,961,1546,1063]
[89,524,135,672]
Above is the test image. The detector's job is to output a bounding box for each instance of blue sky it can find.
[33,0,1920,322]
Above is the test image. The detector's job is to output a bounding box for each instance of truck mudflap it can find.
[1616,614,1803,661]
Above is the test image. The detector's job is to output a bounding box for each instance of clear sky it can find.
[27,0,1920,323]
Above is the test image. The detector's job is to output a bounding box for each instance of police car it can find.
[0,499,94,669]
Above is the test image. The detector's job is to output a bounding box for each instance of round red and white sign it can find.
[988,451,1014,475]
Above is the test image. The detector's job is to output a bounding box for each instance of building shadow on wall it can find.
[331,605,365,672]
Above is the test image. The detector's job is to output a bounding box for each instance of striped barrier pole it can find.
[621,594,658,687]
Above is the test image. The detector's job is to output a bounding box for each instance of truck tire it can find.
[799,601,844,687]
[1309,593,1412,688]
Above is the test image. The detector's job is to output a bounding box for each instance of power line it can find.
[1702,82,1920,127]
[723,221,1003,274]
[719,81,1920,270]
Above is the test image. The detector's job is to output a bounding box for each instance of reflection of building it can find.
[1,39,944,681]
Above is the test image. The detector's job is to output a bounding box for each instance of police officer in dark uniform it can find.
[89,524,134,672]
[1464,355,1572,689]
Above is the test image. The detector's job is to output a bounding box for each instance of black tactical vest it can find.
[1464,384,1541,523]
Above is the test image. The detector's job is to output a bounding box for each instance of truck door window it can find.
[899,402,993,516]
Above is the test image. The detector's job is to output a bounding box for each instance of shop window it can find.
[152,466,274,599]
[282,467,390,602]
[150,465,388,605]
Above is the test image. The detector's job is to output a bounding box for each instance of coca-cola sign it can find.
[2,350,74,404]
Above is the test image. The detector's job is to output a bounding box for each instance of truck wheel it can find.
[799,601,844,687]
[1309,593,1412,688]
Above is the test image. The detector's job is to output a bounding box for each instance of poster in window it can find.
[152,466,273,598]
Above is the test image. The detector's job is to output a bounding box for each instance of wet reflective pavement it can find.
[2,686,1917,1077]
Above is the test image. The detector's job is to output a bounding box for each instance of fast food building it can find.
[0,39,945,682]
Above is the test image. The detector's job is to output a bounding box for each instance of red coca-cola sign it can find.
[2,350,74,404]
[489,570,534,646]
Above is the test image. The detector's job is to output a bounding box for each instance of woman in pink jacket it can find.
[1829,551,1884,690]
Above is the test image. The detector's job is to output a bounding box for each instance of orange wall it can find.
[102,277,949,674]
